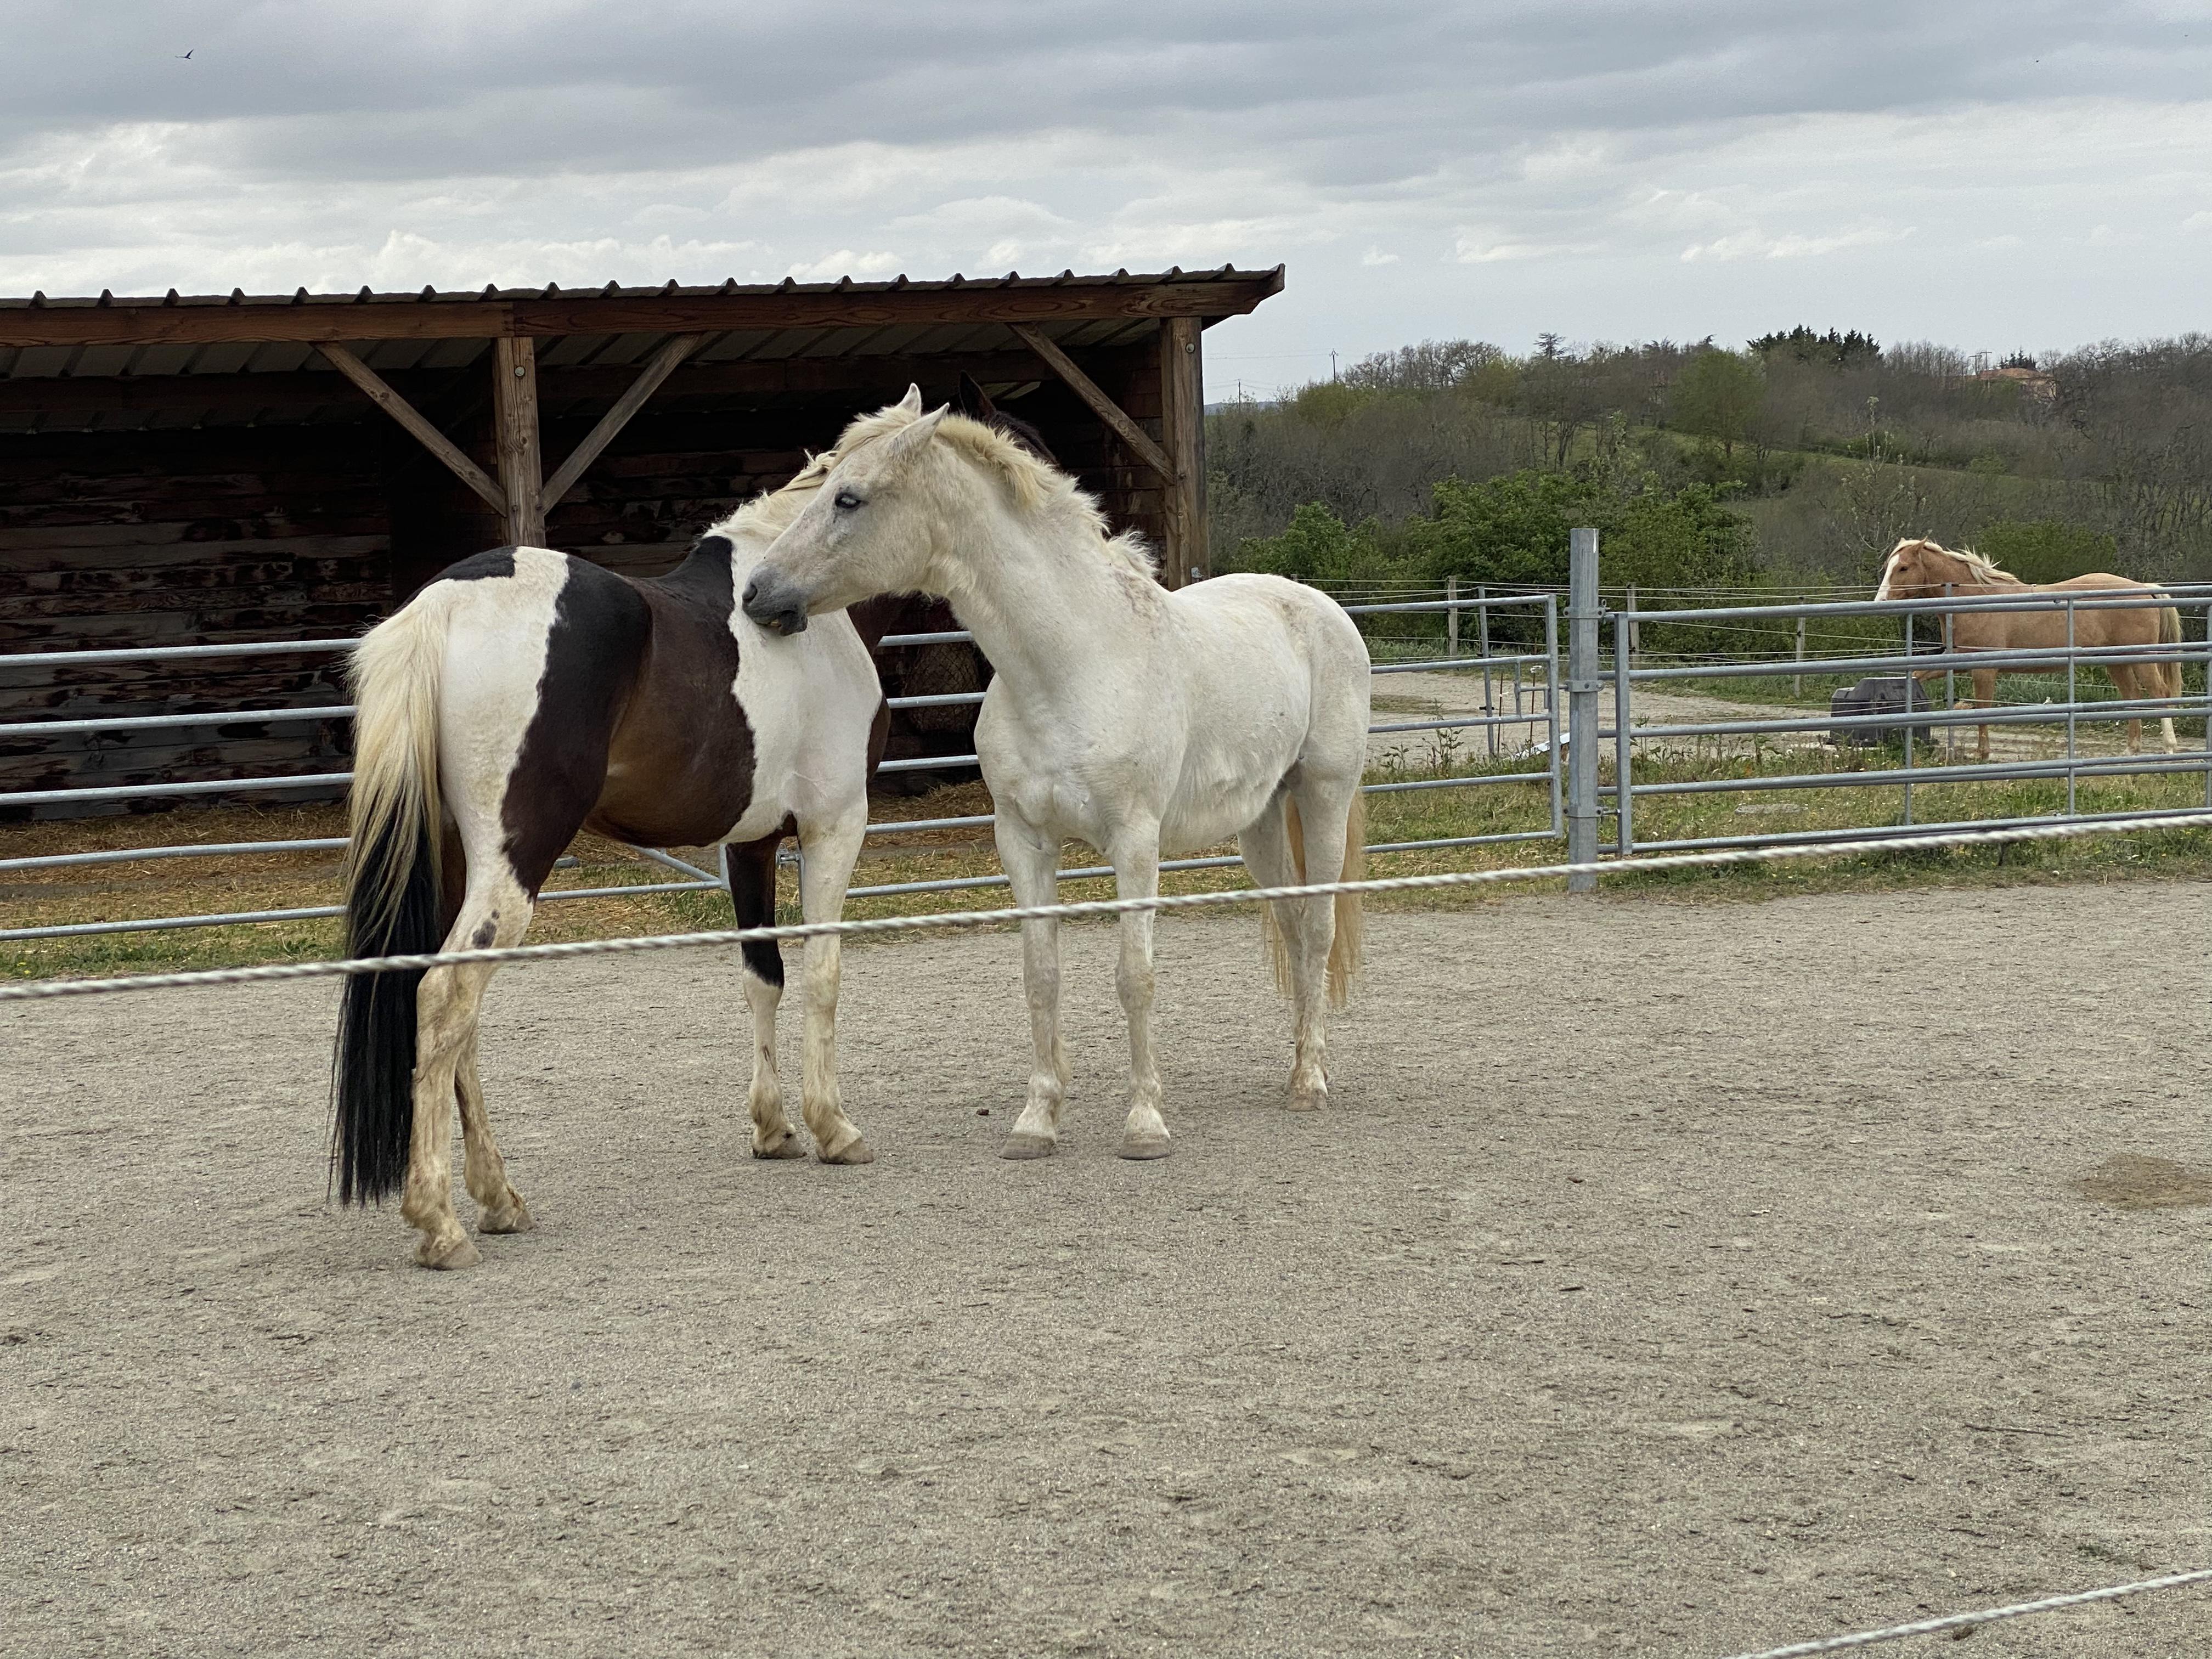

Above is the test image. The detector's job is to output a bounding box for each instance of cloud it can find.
[1679,226,1915,262]
[784,249,902,281]
[0,3,2207,359]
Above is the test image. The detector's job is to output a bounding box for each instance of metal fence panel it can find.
[3,591,1568,940]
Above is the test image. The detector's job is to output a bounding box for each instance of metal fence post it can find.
[1447,574,1459,659]
[2066,595,2078,817]
[1613,610,1634,856]
[1793,614,1806,696]
[1477,584,1496,758]
[1900,600,1914,825]
[1567,527,1600,893]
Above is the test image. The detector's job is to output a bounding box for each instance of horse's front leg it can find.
[1109,831,1170,1161]
[725,836,804,1160]
[996,811,1068,1160]
[794,810,873,1165]
[1973,668,1996,761]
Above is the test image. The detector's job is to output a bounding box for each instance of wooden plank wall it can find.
[0,349,1166,820]
[0,425,388,817]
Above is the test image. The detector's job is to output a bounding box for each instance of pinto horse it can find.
[1875,538,2182,759]
[332,449,891,1271]
[743,392,1372,1161]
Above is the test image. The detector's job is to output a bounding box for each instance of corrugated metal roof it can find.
[0,267,1278,434]
[0,264,1269,314]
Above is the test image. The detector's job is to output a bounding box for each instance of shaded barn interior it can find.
[0,269,1280,817]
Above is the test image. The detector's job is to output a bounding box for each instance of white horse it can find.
[743,390,1372,1161]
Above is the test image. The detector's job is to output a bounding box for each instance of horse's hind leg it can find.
[437,831,528,1227]
[400,856,535,1269]
[795,807,873,1165]
[1288,782,1355,1110]
[1239,794,1330,1111]
[726,835,805,1160]
[2109,664,2154,754]
[456,1026,531,1233]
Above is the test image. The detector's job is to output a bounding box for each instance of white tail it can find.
[342,592,452,940]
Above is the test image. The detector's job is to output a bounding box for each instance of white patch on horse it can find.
[435,546,567,859]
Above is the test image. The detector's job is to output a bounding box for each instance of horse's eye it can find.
[833,490,862,512]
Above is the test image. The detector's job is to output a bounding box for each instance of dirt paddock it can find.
[4,883,2208,1656]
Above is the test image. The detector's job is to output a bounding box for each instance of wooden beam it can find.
[0,274,1285,350]
[1158,315,1206,590]
[492,337,544,547]
[315,343,507,517]
[1009,323,1172,483]
[541,333,704,511]
[0,350,1094,425]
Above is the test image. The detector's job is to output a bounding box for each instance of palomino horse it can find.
[1875,537,2182,760]
[332,450,890,1271]
[743,391,1373,1161]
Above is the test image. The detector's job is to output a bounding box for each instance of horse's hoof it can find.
[816,1134,876,1166]
[417,1233,481,1272]
[1118,1133,1173,1161]
[1000,1131,1057,1161]
[751,1130,809,1161]
[478,1196,534,1234]
[1288,1088,1328,1114]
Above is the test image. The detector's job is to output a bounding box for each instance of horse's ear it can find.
[956,373,998,421]
[882,404,949,467]
[894,383,924,416]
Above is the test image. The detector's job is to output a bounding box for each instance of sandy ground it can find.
[4,884,2209,1657]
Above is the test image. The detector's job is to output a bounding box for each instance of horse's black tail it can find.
[331,596,450,1205]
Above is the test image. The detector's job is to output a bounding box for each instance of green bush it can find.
[1234,502,1397,586]
[1972,518,2120,582]
[1404,470,1754,590]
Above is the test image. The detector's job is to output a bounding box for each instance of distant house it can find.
[1971,364,2058,403]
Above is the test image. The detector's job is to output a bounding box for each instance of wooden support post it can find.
[492,336,544,548]
[1007,322,1172,482]
[541,333,707,511]
[316,343,507,516]
[1159,315,1205,590]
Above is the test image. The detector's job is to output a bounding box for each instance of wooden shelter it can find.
[0,267,1281,812]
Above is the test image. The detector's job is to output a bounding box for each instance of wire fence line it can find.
[5,808,2209,1006]
[1717,1564,2212,1658]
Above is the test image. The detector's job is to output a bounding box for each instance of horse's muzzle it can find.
[741,569,810,636]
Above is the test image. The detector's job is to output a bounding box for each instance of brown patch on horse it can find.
[584,537,763,848]
[2072,1154,2212,1210]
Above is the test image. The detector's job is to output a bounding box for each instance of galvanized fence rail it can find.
[1,595,1561,941]
[18,533,2201,946]
[1592,578,2212,860]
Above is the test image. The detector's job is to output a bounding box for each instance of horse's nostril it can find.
[742,577,760,606]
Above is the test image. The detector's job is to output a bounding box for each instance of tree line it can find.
[1206,330,2212,594]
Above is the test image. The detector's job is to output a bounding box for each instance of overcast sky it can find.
[7,2,2208,392]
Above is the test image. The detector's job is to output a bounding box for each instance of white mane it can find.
[699,448,844,550]
[873,401,1160,584]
